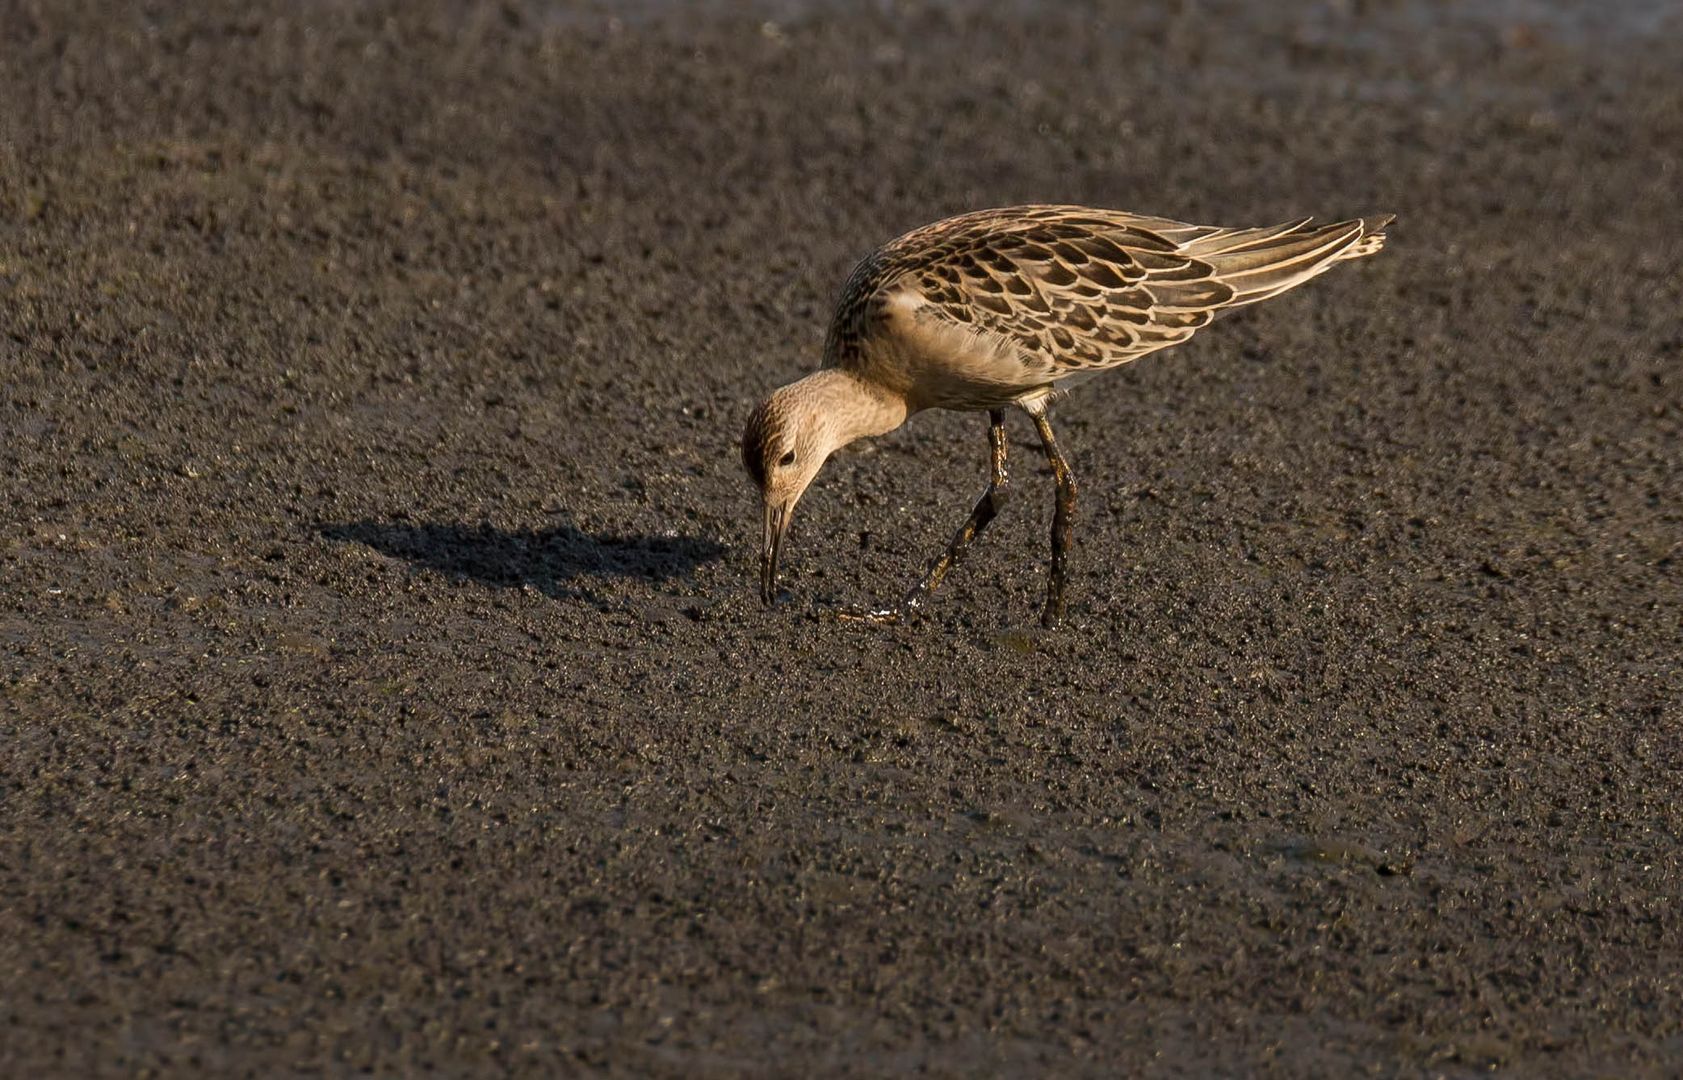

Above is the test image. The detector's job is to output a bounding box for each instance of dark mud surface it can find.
[4,1,1682,1074]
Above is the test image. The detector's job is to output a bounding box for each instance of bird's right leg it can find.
[839,409,1010,623]
[1030,409,1078,629]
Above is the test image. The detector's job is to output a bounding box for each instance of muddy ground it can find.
[3,0,1681,1075]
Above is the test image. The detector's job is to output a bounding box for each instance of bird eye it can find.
[778,450,797,467]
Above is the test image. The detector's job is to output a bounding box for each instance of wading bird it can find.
[742,205,1391,627]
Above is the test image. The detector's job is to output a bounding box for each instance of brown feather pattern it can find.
[823,205,1391,392]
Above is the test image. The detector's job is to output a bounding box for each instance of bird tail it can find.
[1181,214,1394,311]
[1342,214,1394,260]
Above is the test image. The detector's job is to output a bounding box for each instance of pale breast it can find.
[861,287,1060,412]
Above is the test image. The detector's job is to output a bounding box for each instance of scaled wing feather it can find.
[824,205,1390,379]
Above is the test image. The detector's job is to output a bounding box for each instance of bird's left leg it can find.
[1030,409,1078,628]
[900,409,1011,613]
[838,409,1010,624]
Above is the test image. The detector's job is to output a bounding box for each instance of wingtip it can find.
[1342,215,1393,259]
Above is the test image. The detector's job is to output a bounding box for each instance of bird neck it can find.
[801,368,908,451]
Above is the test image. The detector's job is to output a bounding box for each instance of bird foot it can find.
[834,606,905,625]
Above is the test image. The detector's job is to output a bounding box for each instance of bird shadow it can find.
[320,518,727,600]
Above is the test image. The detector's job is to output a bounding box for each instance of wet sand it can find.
[3,1,1681,1074]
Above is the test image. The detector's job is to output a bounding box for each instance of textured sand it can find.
[3,1,1681,1074]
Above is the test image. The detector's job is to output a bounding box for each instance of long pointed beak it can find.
[760,502,789,605]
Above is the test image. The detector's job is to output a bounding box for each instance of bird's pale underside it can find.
[744,204,1393,626]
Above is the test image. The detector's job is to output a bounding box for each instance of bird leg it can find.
[902,409,1011,613]
[1031,410,1078,628]
[838,410,1009,624]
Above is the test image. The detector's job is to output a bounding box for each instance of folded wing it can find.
[861,205,1389,376]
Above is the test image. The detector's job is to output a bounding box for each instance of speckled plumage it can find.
[746,204,1393,624]
[823,204,1390,410]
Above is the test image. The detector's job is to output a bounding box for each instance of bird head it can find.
[741,383,835,604]
[741,369,910,606]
